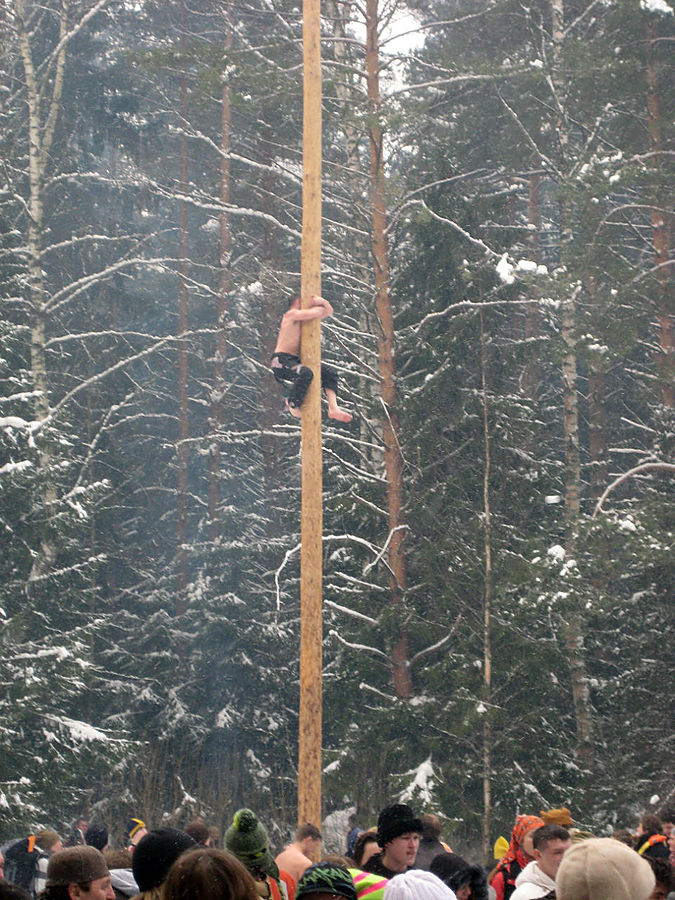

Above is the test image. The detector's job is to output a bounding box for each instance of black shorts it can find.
[271,353,339,408]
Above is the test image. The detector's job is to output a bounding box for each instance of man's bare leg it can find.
[285,399,302,419]
[324,388,353,423]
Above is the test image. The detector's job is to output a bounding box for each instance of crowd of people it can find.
[1,803,673,900]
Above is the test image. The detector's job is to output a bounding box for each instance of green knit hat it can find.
[225,809,279,880]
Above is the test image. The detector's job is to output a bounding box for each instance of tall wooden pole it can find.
[298,0,323,834]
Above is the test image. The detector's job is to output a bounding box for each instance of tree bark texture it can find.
[552,0,594,775]
[176,76,190,605]
[365,0,412,699]
[208,7,234,541]
[646,20,674,409]
[480,310,493,864]
[298,0,323,829]
[16,0,68,581]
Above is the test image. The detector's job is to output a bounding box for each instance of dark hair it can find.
[421,814,441,841]
[184,822,211,846]
[659,808,674,823]
[640,814,663,835]
[352,832,379,867]
[163,848,258,900]
[0,884,32,900]
[104,849,132,868]
[297,823,322,842]
[430,853,472,890]
[647,858,674,892]
[533,824,570,850]
[612,829,635,847]
[321,855,352,867]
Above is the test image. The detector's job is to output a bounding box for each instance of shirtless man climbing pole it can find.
[271,293,352,423]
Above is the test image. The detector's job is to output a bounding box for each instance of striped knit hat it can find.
[350,868,388,900]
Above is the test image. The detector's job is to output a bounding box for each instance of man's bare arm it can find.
[285,294,334,322]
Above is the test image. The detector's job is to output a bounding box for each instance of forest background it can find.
[0,0,673,861]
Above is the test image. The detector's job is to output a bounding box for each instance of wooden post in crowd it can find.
[297,0,323,839]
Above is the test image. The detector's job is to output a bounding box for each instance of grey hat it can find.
[555,838,655,900]
[47,846,109,886]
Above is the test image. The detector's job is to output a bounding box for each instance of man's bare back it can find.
[274,294,333,356]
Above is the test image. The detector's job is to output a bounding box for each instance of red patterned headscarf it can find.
[495,814,545,874]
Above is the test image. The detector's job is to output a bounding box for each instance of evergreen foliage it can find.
[0,0,672,850]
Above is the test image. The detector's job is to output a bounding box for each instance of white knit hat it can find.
[555,837,655,900]
[383,870,457,900]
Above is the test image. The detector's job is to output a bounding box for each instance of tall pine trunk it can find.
[365,0,411,698]
[646,19,674,409]
[208,8,233,540]
[552,0,594,775]
[522,164,543,401]
[325,0,374,454]
[479,310,493,863]
[176,75,190,604]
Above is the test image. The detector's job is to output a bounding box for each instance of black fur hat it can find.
[376,804,423,846]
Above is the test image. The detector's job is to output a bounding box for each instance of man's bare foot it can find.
[285,399,302,418]
[328,406,353,423]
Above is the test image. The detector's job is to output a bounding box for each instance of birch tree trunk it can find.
[365,0,411,698]
[15,0,68,582]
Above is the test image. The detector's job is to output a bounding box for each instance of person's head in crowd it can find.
[296,823,323,860]
[102,850,137,900]
[352,832,380,868]
[635,830,669,861]
[376,804,423,873]
[491,813,545,887]
[516,820,542,861]
[131,828,196,899]
[638,815,663,838]
[659,809,674,838]
[0,885,31,900]
[124,819,147,851]
[430,853,476,900]
[85,826,109,854]
[383,870,456,900]
[43,846,114,900]
[507,814,545,865]
[614,830,637,847]
[163,848,258,900]
[0,847,5,880]
[645,858,674,900]
[184,821,211,847]
[224,809,278,882]
[103,851,132,870]
[532,824,571,880]
[322,855,353,868]
[36,831,64,855]
[540,808,574,827]
[556,837,655,900]
[296,863,358,900]
[420,815,441,842]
